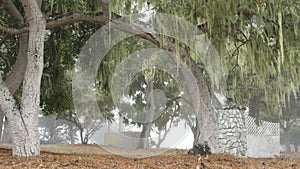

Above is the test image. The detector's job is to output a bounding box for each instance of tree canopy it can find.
[0,0,299,157]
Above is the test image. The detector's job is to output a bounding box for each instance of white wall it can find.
[246,135,280,158]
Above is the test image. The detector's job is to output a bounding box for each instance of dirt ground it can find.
[0,144,299,169]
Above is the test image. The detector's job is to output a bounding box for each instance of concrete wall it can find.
[246,135,280,158]
[245,116,280,158]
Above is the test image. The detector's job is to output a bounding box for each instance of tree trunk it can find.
[0,33,29,145]
[282,124,291,152]
[155,123,173,148]
[0,0,28,143]
[139,123,153,149]
[284,131,291,152]
[191,118,200,145]
[0,79,38,156]
[181,61,218,152]
[249,95,260,125]
[79,127,88,144]
[48,116,56,144]
[138,77,155,149]
[0,113,3,142]
[0,0,46,157]
[1,117,12,144]
[68,118,76,144]
[193,72,218,152]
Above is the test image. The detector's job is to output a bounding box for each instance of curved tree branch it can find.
[0,0,27,94]
[0,13,110,35]
[0,25,28,35]
[1,0,24,24]
[46,13,109,29]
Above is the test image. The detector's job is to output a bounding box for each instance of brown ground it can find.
[0,144,299,169]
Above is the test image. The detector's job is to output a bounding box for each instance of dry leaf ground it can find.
[0,144,299,169]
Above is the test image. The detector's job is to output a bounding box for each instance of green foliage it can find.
[121,68,181,129]
[42,0,97,15]
[281,92,300,122]
[222,1,300,118]
[134,0,300,120]
[1,0,299,133]
[41,22,99,115]
[151,0,300,119]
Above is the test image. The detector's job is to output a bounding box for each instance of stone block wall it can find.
[213,93,280,157]
[217,107,247,156]
[216,106,280,157]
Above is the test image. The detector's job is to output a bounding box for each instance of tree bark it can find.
[0,113,3,142]
[282,122,291,152]
[48,116,56,144]
[0,33,29,142]
[138,77,155,149]
[181,61,218,152]
[0,78,37,156]
[155,117,174,148]
[284,129,291,152]
[193,69,218,152]
[249,95,260,125]
[1,117,12,144]
[0,0,46,157]
[0,1,28,93]
[68,114,76,144]
[0,0,28,144]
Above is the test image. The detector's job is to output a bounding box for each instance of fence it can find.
[245,116,280,158]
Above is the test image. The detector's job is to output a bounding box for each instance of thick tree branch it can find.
[0,11,208,48]
[4,34,28,94]
[0,0,28,119]
[37,0,42,9]
[0,2,29,139]
[46,13,109,29]
[0,12,160,50]
[0,77,25,143]
[1,0,24,24]
[185,116,195,130]
[0,25,28,35]
[111,19,160,46]
[157,116,175,147]
[0,13,110,35]
[0,77,22,134]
